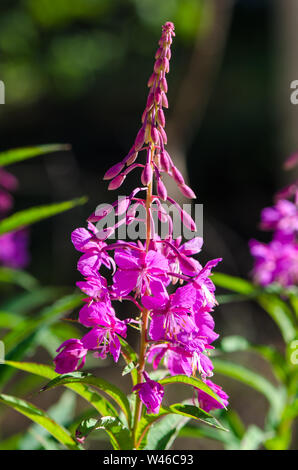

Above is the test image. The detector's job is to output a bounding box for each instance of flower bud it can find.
[171,166,184,185]
[141,163,153,186]
[108,173,126,190]
[103,162,124,180]
[179,184,196,199]
[157,108,165,127]
[160,77,168,93]
[151,126,159,144]
[134,127,145,151]
[159,126,167,144]
[161,91,168,108]
[147,73,156,88]
[157,179,167,201]
[160,150,170,172]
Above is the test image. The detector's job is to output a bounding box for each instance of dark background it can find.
[0,0,297,449]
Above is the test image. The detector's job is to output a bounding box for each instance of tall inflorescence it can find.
[249,153,298,288]
[0,167,29,268]
[54,22,228,422]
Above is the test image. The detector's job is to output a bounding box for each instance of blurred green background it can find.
[0,0,297,449]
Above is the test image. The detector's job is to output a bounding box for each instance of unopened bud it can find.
[108,173,126,190]
[141,163,153,186]
[179,184,196,199]
[104,162,124,180]
[157,108,165,127]
[157,179,167,201]
[171,166,184,185]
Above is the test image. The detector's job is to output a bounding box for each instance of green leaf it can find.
[96,416,133,450]
[75,417,100,443]
[159,374,225,407]
[144,413,188,450]
[0,311,23,329]
[2,293,84,353]
[41,372,131,427]
[18,390,77,450]
[240,425,266,450]
[122,362,138,377]
[213,273,296,342]
[219,335,288,383]
[0,197,87,235]
[1,286,68,314]
[257,294,296,343]
[0,393,80,450]
[3,361,118,418]
[119,337,138,386]
[167,403,227,431]
[0,144,70,166]
[213,273,256,295]
[0,267,38,291]
[135,400,226,449]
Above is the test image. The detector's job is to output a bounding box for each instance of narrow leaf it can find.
[41,372,131,426]
[0,197,87,235]
[0,393,80,450]
[0,144,70,166]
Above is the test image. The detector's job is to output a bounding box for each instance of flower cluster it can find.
[0,167,29,268]
[249,157,298,288]
[54,22,228,415]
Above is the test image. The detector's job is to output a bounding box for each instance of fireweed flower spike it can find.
[0,167,29,268]
[54,22,227,434]
[250,155,298,288]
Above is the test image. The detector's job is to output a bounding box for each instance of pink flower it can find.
[113,248,169,299]
[133,372,164,414]
[80,302,127,362]
[196,379,229,412]
[54,339,87,374]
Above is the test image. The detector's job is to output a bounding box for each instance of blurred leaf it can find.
[0,197,87,235]
[4,361,118,418]
[0,267,38,291]
[0,311,23,329]
[41,371,131,426]
[2,293,84,353]
[0,393,80,450]
[257,294,296,343]
[240,425,266,450]
[219,335,288,383]
[1,286,68,314]
[212,359,283,418]
[213,273,256,295]
[18,389,76,450]
[0,432,23,450]
[0,144,70,167]
[0,293,83,387]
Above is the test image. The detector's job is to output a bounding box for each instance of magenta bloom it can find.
[72,223,114,276]
[133,372,164,414]
[0,229,29,269]
[113,248,169,298]
[80,302,127,362]
[54,339,87,374]
[197,379,229,413]
[249,239,298,287]
[53,21,227,421]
